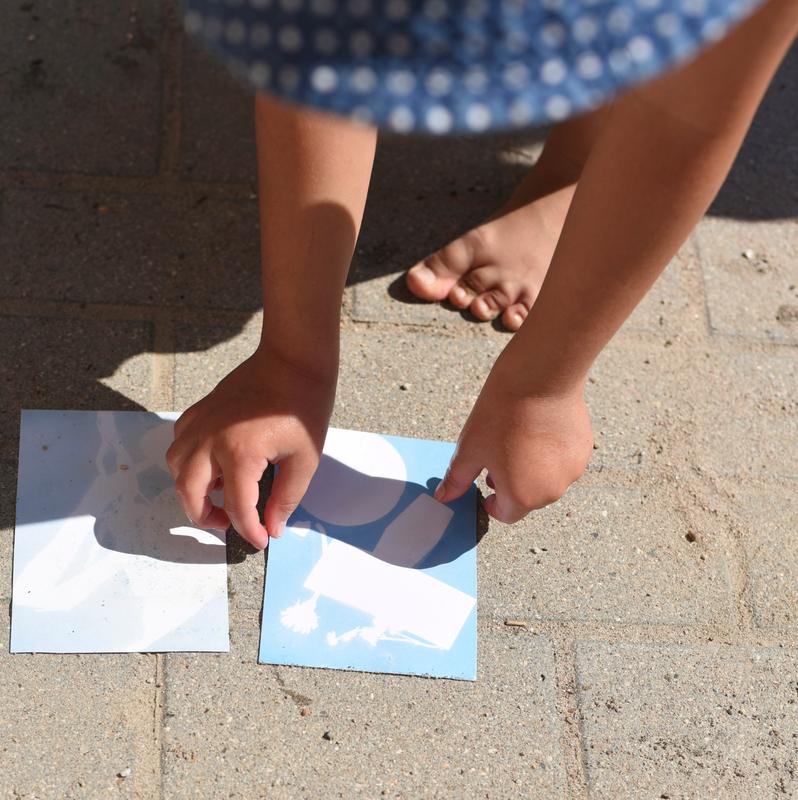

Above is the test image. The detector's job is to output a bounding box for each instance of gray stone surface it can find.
[690,348,798,479]
[0,314,153,454]
[163,617,567,799]
[0,459,16,599]
[576,642,798,799]
[722,480,798,633]
[180,41,257,183]
[696,217,798,343]
[479,478,734,626]
[0,622,159,798]
[0,189,261,311]
[0,0,162,175]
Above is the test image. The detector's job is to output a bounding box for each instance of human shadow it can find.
[283,453,484,570]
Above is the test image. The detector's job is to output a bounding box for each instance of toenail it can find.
[412,264,435,284]
[451,285,468,303]
[512,312,523,326]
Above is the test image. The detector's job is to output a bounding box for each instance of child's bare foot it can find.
[406,164,576,331]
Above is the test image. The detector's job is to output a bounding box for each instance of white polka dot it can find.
[387,33,412,57]
[311,65,338,92]
[249,0,272,8]
[280,0,303,10]
[544,95,571,121]
[386,69,416,95]
[465,103,492,132]
[278,25,303,52]
[388,105,415,132]
[628,35,655,63]
[505,29,529,52]
[701,17,728,41]
[278,66,301,90]
[541,58,568,85]
[349,30,374,57]
[347,0,370,16]
[314,28,339,54]
[426,105,453,133]
[249,61,271,88]
[224,18,246,45]
[250,23,272,47]
[386,0,410,19]
[463,66,489,93]
[424,0,448,19]
[184,11,203,35]
[607,7,634,35]
[508,98,533,126]
[681,0,708,16]
[576,51,603,80]
[464,0,489,17]
[425,68,453,96]
[203,17,223,40]
[310,0,335,15]
[572,15,599,44]
[350,66,378,93]
[540,22,567,48]
[655,12,680,37]
[503,61,530,90]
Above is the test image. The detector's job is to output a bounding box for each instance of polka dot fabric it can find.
[182,0,763,133]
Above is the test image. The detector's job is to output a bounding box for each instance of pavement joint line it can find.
[154,654,167,800]
[151,316,177,411]
[157,3,185,180]
[549,634,590,800]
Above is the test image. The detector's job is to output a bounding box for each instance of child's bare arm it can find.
[438,0,798,521]
[166,95,376,548]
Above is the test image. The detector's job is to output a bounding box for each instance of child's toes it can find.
[502,302,529,331]
[448,281,477,309]
[406,237,474,301]
[470,289,507,321]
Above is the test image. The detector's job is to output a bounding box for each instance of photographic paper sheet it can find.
[259,428,477,680]
[11,410,229,653]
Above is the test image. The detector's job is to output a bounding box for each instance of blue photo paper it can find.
[259,428,477,680]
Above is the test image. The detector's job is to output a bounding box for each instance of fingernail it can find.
[412,265,435,284]
[434,481,447,502]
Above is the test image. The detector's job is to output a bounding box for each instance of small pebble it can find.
[322,731,332,741]
[300,707,311,717]
[504,619,527,628]
[742,249,755,260]
[117,767,132,779]
[685,531,697,543]
[399,383,410,391]
[119,464,129,471]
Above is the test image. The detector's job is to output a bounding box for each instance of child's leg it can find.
[439,0,798,521]
[405,108,607,329]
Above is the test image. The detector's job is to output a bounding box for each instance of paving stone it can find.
[0,458,18,600]
[180,40,257,183]
[0,188,261,310]
[690,348,797,479]
[695,218,798,343]
[722,480,798,633]
[576,642,798,799]
[479,478,733,626]
[0,314,153,455]
[0,621,159,798]
[0,0,162,175]
[163,617,567,799]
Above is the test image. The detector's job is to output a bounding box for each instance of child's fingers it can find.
[221,463,269,550]
[174,452,220,527]
[434,447,482,504]
[481,491,528,524]
[263,453,318,539]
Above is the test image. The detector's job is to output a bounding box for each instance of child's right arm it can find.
[166,95,377,549]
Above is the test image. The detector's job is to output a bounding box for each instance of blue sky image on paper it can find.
[259,428,477,680]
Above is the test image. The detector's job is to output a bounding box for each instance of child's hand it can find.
[435,357,593,523]
[166,346,335,549]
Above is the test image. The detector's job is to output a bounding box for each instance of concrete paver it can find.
[163,616,567,799]
[576,641,798,800]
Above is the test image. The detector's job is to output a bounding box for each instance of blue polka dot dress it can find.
[182,0,764,134]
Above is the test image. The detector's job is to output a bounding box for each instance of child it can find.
[166,0,798,549]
